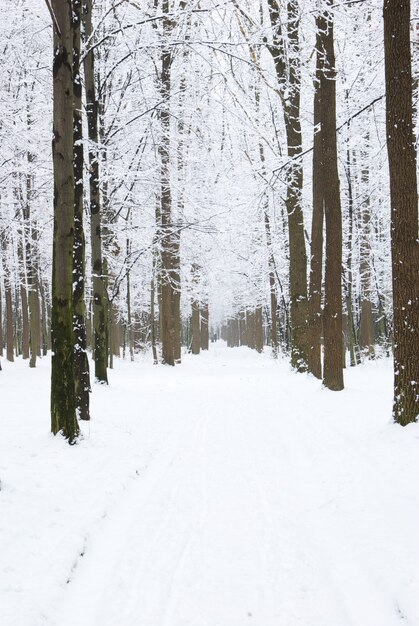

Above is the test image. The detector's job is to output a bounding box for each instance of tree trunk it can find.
[200,303,209,351]
[246,310,255,350]
[159,0,176,365]
[73,0,90,419]
[29,275,41,369]
[110,304,120,357]
[264,209,279,358]
[17,234,30,360]
[50,0,79,442]
[39,278,49,356]
[239,310,247,347]
[172,235,181,363]
[126,238,134,362]
[267,0,309,371]
[151,256,158,365]
[308,20,324,379]
[5,282,14,363]
[26,215,41,368]
[191,300,200,355]
[255,306,264,353]
[320,6,344,391]
[83,0,108,384]
[358,142,375,358]
[384,0,419,425]
[344,142,361,367]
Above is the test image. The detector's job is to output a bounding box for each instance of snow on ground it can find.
[1,343,418,626]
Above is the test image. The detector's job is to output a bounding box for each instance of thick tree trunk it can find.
[320,7,344,391]
[159,1,176,365]
[83,0,108,384]
[308,21,324,379]
[73,0,90,419]
[267,0,309,371]
[50,0,79,442]
[384,0,419,425]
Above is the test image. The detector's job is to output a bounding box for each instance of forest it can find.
[0,1,418,625]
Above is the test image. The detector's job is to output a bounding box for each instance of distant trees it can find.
[0,0,417,429]
[384,0,419,425]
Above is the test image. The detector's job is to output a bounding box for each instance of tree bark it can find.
[320,6,344,391]
[17,225,30,361]
[267,0,309,371]
[159,0,176,365]
[263,207,279,358]
[384,0,419,425]
[5,282,14,363]
[24,177,42,368]
[151,254,158,364]
[358,140,375,359]
[254,305,264,353]
[344,142,361,367]
[172,235,181,363]
[83,0,108,383]
[200,303,209,351]
[73,0,90,419]
[191,299,200,355]
[50,0,79,442]
[308,19,324,379]
[126,237,134,362]
[39,278,48,357]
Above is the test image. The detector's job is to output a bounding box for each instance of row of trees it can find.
[0,0,417,439]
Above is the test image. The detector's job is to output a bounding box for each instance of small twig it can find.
[44,0,61,37]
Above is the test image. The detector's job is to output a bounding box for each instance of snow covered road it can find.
[1,344,418,626]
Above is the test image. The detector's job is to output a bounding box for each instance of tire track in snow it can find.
[56,413,201,626]
[92,400,211,626]
[160,400,210,626]
[240,379,347,626]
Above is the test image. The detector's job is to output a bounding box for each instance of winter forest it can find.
[1,0,419,625]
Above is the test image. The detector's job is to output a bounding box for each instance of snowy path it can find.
[1,344,419,626]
